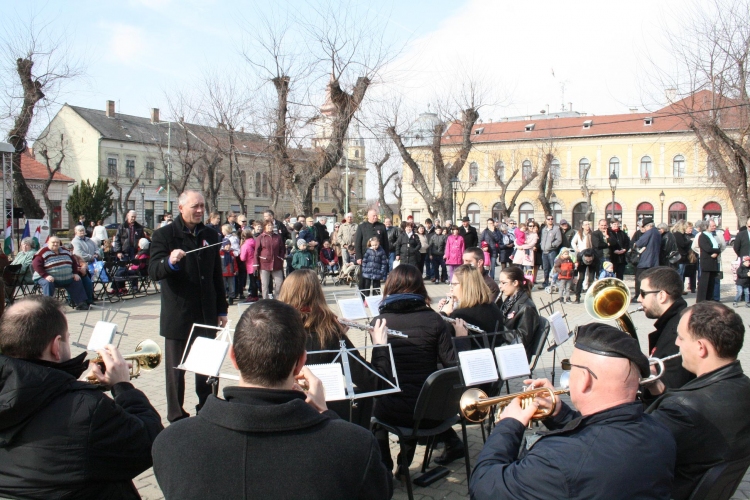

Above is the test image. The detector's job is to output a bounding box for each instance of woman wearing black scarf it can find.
[496,265,540,360]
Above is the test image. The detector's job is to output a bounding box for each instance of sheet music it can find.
[337,298,369,320]
[87,321,117,351]
[306,363,347,401]
[494,344,531,380]
[549,311,570,345]
[365,295,383,316]
[179,337,230,377]
[458,349,499,386]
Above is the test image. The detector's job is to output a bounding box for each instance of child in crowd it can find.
[319,240,339,274]
[292,239,315,271]
[429,226,448,283]
[240,228,259,303]
[734,256,750,307]
[444,225,465,281]
[599,260,616,280]
[480,241,491,272]
[220,224,239,304]
[553,247,575,302]
[361,236,388,295]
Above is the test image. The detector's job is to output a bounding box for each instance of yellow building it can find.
[402,93,735,233]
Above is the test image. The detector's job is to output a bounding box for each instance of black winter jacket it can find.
[429,233,447,256]
[591,229,610,261]
[647,362,750,500]
[459,224,478,249]
[698,232,721,272]
[0,354,163,500]
[355,221,389,262]
[497,290,540,360]
[153,387,392,500]
[607,229,631,265]
[471,402,676,499]
[371,296,456,426]
[113,221,145,255]
[394,232,421,266]
[660,231,679,266]
[738,264,750,287]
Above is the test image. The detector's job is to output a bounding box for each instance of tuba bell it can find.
[86,339,162,383]
[583,278,638,339]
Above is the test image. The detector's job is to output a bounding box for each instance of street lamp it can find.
[155,120,173,217]
[609,171,618,223]
[659,190,666,224]
[450,176,460,224]
[139,186,145,226]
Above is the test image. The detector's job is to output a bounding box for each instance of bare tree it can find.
[534,139,560,217]
[391,174,402,219]
[110,171,142,223]
[580,164,595,222]
[368,137,397,219]
[490,149,539,221]
[192,150,225,213]
[0,13,85,218]
[34,132,69,221]
[157,95,205,196]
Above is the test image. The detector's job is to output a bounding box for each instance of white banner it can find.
[25,219,50,246]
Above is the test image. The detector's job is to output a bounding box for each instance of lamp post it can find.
[451,176,460,225]
[155,121,173,217]
[139,186,145,226]
[609,171,618,223]
[659,190,666,224]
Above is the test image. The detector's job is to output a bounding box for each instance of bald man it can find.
[470,323,676,499]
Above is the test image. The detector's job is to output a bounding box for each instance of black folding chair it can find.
[688,456,750,500]
[370,367,470,500]
[529,316,551,376]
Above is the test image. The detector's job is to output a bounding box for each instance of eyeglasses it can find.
[546,217,553,220]
[449,281,460,287]
[561,360,598,379]
[639,289,661,298]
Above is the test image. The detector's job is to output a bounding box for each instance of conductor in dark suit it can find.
[149,190,228,422]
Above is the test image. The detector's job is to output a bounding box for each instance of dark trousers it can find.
[431,255,448,281]
[635,267,646,300]
[424,253,433,279]
[417,253,426,275]
[361,278,381,296]
[165,336,213,422]
[542,250,558,286]
[684,264,697,292]
[613,262,626,281]
[574,264,596,299]
[697,271,717,303]
[237,260,247,296]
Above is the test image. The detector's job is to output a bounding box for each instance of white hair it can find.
[178,190,202,206]
[74,225,86,233]
[127,210,136,217]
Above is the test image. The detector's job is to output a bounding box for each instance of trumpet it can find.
[584,278,638,339]
[441,316,487,334]
[338,319,408,338]
[460,386,569,423]
[86,340,162,384]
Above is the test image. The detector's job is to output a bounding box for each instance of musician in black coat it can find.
[148,190,228,422]
[646,302,750,500]
[496,266,541,360]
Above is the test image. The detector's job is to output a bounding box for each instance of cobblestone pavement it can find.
[61,255,750,499]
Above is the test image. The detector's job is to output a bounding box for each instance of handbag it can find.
[687,250,697,264]
[668,250,682,265]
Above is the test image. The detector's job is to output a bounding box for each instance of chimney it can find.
[106,100,115,118]
[629,107,639,113]
[568,102,573,112]
[150,108,160,124]
[665,88,676,103]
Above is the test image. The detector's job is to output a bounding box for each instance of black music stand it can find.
[537,295,574,385]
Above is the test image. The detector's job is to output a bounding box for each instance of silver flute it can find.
[441,316,487,334]
[438,295,452,312]
[338,319,408,338]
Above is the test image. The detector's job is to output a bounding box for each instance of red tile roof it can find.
[13,152,75,181]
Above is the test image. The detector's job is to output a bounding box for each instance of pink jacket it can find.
[240,238,256,265]
[444,234,465,265]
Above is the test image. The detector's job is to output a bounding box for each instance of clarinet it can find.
[441,316,487,334]
[338,319,408,338]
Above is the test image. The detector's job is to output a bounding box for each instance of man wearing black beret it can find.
[470,323,676,500]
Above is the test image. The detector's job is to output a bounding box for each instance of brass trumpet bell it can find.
[584,278,638,339]
[459,387,569,423]
[87,339,162,383]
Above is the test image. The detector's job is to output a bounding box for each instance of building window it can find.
[703,201,722,225]
[324,182,329,200]
[466,203,481,224]
[255,172,261,197]
[358,180,364,198]
[579,158,590,181]
[636,202,654,225]
[411,210,421,224]
[491,202,504,221]
[549,202,563,223]
[673,155,685,178]
[469,162,478,185]
[668,202,687,224]
[51,201,62,229]
[609,157,620,178]
[127,200,135,212]
[126,159,135,178]
[640,156,652,179]
[145,161,155,180]
[495,161,505,182]
[262,173,268,197]
[604,202,623,222]
[522,160,532,181]
[707,157,720,178]
[519,202,534,223]
[551,159,561,180]
[314,183,319,200]
[572,202,590,231]
[107,158,117,177]
[144,201,154,228]
[354,149,360,158]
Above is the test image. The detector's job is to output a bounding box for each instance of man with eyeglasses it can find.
[470,323,676,499]
[637,267,694,401]
[732,217,750,258]
[539,216,562,290]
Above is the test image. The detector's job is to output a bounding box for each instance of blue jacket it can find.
[635,226,661,268]
[362,247,388,281]
[470,402,675,500]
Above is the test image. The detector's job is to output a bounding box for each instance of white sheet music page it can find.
[180,337,230,377]
[494,344,531,380]
[337,298,369,320]
[365,295,383,316]
[306,364,347,401]
[87,321,117,351]
[458,349,499,386]
[549,311,570,345]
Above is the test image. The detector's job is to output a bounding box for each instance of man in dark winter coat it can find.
[608,220,630,280]
[646,302,750,500]
[733,219,750,257]
[355,209,389,288]
[471,323,676,500]
[591,219,611,268]
[637,267,695,401]
[149,190,228,422]
[153,300,392,500]
[385,217,400,272]
[459,216,478,248]
[0,296,163,500]
[634,217,661,300]
[559,219,576,249]
[114,210,145,261]
[480,218,502,279]
[658,223,679,268]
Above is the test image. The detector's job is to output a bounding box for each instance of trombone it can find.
[460,386,569,423]
[86,339,162,384]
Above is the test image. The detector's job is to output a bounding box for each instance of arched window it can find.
[572,202,590,231]
[550,202,562,223]
[522,160,532,181]
[262,173,268,196]
[668,202,687,224]
[354,149,360,158]
[551,158,561,180]
[466,203,481,224]
[579,158,590,181]
[673,155,685,178]
[492,202,504,221]
[469,162,479,185]
[519,202,534,223]
[255,172,261,197]
[707,157,720,178]
[703,201,722,225]
[640,156,652,179]
[495,160,505,182]
[609,157,620,178]
[636,202,654,224]
[604,202,623,222]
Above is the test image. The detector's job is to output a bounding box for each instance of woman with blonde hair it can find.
[277,269,390,428]
[438,263,505,335]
